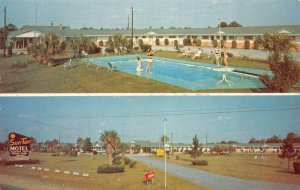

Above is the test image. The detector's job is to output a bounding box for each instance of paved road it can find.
[129,154,300,190]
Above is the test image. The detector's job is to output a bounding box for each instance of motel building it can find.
[7,24,300,51]
[129,140,300,155]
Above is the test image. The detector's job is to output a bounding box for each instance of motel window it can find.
[142,36,146,38]
[211,36,214,40]
[244,36,253,40]
[169,35,177,38]
[229,36,236,40]
[223,36,227,40]
[157,36,163,38]
[192,36,197,39]
[216,36,220,40]
[202,36,209,40]
[179,35,184,38]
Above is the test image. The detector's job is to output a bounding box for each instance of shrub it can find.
[174,40,179,50]
[97,164,125,173]
[232,40,237,49]
[52,153,59,156]
[253,39,260,50]
[1,159,39,166]
[11,61,28,69]
[138,39,144,47]
[140,44,152,52]
[183,38,192,46]
[112,155,123,165]
[195,39,201,47]
[212,40,218,47]
[129,160,137,168]
[220,40,225,48]
[93,150,98,155]
[164,39,169,46]
[244,40,250,49]
[192,160,208,166]
[155,39,160,46]
[124,157,132,165]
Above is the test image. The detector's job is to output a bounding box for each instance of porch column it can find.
[23,38,25,48]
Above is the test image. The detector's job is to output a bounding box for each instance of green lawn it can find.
[0,52,297,93]
[0,152,209,190]
[155,153,300,185]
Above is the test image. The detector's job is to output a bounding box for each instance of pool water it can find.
[85,55,268,90]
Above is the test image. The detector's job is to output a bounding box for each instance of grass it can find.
[0,152,210,190]
[156,153,300,185]
[0,52,298,93]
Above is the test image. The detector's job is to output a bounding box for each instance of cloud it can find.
[18,114,35,118]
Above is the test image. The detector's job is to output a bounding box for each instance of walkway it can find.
[129,154,300,190]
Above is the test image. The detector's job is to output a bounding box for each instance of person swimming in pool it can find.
[145,48,155,73]
[136,56,143,72]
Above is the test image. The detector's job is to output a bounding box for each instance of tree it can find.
[261,33,299,92]
[174,40,179,50]
[279,133,297,169]
[190,134,202,159]
[83,137,92,152]
[228,145,236,156]
[119,143,129,156]
[219,21,228,27]
[211,145,224,155]
[6,23,17,31]
[27,33,65,66]
[266,135,282,143]
[68,34,92,57]
[100,130,121,165]
[160,135,169,144]
[228,21,243,27]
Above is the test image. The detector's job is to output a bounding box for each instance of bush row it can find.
[97,164,125,173]
[1,159,39,166]
[192,160,208,166]
[123,157,137,168]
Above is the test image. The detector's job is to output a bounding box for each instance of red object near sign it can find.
[144,172,155,180]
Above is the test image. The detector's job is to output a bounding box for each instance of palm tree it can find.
[100,130,120,165]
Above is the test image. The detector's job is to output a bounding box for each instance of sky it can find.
[0,0,300,29]
[0,95,300,144]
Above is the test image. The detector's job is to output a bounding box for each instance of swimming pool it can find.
[85,55,269,90]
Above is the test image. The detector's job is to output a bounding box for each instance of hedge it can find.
[97,164,125,173]
[1,159,39,166]
[244,40,250,49]
[232,40,237,49]
[192,160,208,166]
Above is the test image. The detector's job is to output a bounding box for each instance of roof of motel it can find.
[8,24,300,39]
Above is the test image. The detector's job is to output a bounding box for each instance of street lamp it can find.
[163,118,167,189]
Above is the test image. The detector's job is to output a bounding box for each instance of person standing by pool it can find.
[223,46,228,67]
[136,56,143,72]
[214,45,221,67]
[146,48,155,73]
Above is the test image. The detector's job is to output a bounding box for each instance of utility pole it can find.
[3,6,7,57]
[171,133,173,155]
[131,6,134,50]
[206,133,208,153]
[163,118,167,189]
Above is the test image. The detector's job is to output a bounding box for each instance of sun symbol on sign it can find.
[10,133,15,138]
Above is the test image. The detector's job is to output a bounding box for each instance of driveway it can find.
[129,154,300,190]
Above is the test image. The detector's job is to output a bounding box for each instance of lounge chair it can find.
[177,49,191,58]
[108,62,118,72]
[114,48,121,55]
[81,50,88,57]
[64,58,73,70]
[193,49,203,59]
